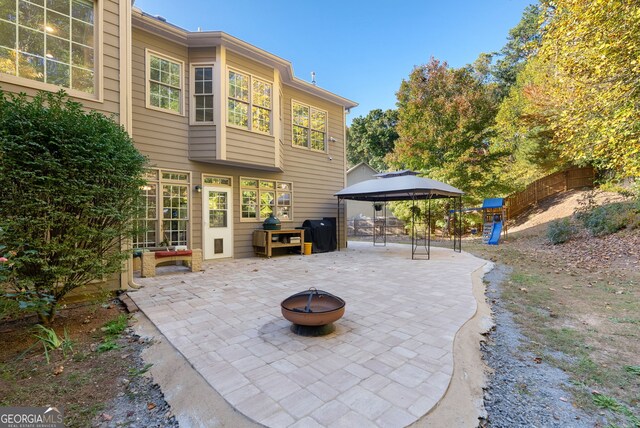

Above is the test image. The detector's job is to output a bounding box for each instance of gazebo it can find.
[335,171,464,259]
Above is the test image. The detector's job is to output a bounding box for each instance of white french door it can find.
[203,186,233,259]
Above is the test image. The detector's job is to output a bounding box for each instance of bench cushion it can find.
[154,250,193,259]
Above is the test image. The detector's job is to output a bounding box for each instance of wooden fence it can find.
[506,166,595,219]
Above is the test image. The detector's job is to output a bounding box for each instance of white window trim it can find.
[189,63,215,125]
[145,49,185,116]
[226,67,273,136]
[291,99,328,153]
[239,177,293,222]
[135,168,192,247]
[0,0,104,102]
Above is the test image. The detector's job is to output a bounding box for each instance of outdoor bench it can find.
[140,248,202,278]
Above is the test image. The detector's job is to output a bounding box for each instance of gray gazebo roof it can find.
[335,174,463,202]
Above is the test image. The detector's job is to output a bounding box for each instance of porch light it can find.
[194,185,202,193]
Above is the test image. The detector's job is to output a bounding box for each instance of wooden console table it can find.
[253,229,304,257]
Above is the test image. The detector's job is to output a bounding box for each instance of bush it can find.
[547,218,576,244]
[0,90,147,325]
[578,202,639,236]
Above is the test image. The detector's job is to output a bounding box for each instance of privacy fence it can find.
[506,166,595,219]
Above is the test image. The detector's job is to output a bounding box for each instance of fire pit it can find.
[281,288,345,336]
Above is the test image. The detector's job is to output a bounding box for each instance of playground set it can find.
[477,198,507,245]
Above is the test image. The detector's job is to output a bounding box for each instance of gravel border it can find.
[480,264,604,427]
[92,330,179,428]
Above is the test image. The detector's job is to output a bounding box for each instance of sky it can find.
[134,0,533,122]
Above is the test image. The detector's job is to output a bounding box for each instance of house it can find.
[0,1,357,289]
[346,162,379,219]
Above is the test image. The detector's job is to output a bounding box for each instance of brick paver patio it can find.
[129,241,487,427]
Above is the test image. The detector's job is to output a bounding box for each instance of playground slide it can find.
[488,221,502,245]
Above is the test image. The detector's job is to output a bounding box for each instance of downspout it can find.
[119,0,140,289]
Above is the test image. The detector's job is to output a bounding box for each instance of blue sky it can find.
[134,0,533,122]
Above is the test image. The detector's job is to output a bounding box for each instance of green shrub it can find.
[547,218,576,244]
[0,91,147,325]
[578,202,639,236]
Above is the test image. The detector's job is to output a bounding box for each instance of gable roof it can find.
[346,162,378,175]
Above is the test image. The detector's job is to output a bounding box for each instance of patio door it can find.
[203,186,233,259]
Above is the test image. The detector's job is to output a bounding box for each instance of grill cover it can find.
[302,219,336,253]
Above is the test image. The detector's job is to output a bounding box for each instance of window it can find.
[147,51,183,113]
[192,65,213,123]
[227,69,272,133]
[204,176,231,186]
[134,170,190,248]
[240,178,292,221]
[136,183,158,248]
[292,101,327,151]
[0,0,95,94]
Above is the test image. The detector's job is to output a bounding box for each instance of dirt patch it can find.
[0,300,177,428]
[508,189,628,234]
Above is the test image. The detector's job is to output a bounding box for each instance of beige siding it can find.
[189,47,216,63]
[279,86,346,248]
[189,127,216,158]
[132,26,349,258]
[227,51,273,81]
[0,0,122,118]
[186,48,217,160]
[131,28,190,167]
[226,127,275,167]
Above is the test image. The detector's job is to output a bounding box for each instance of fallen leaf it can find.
[147,402,156,411]
[101,413,113,421]
[53,366,64,376]
[533,357,542,364]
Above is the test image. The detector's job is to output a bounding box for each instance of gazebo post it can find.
[411,193,416,260]
[337,197,341,251]
[427,197,431,260]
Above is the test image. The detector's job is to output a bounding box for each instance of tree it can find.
[492,55,564,188]
[347,109,399,172]
[389,58,507,205]
[492,3,543,93]
[536,0,640,179]
[0,91,147,325]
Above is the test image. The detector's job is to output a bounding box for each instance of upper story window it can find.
[0,0,95,94]
[227,69,272,134]
[292,101,327,151]
[191,64,213,124]
[147,50,183,114]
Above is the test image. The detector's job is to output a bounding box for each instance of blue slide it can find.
[487,221,502,245]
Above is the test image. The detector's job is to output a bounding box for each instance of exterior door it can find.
[203,186,233,259]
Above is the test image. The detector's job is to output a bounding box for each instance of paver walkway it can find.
[130,241,487,427]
